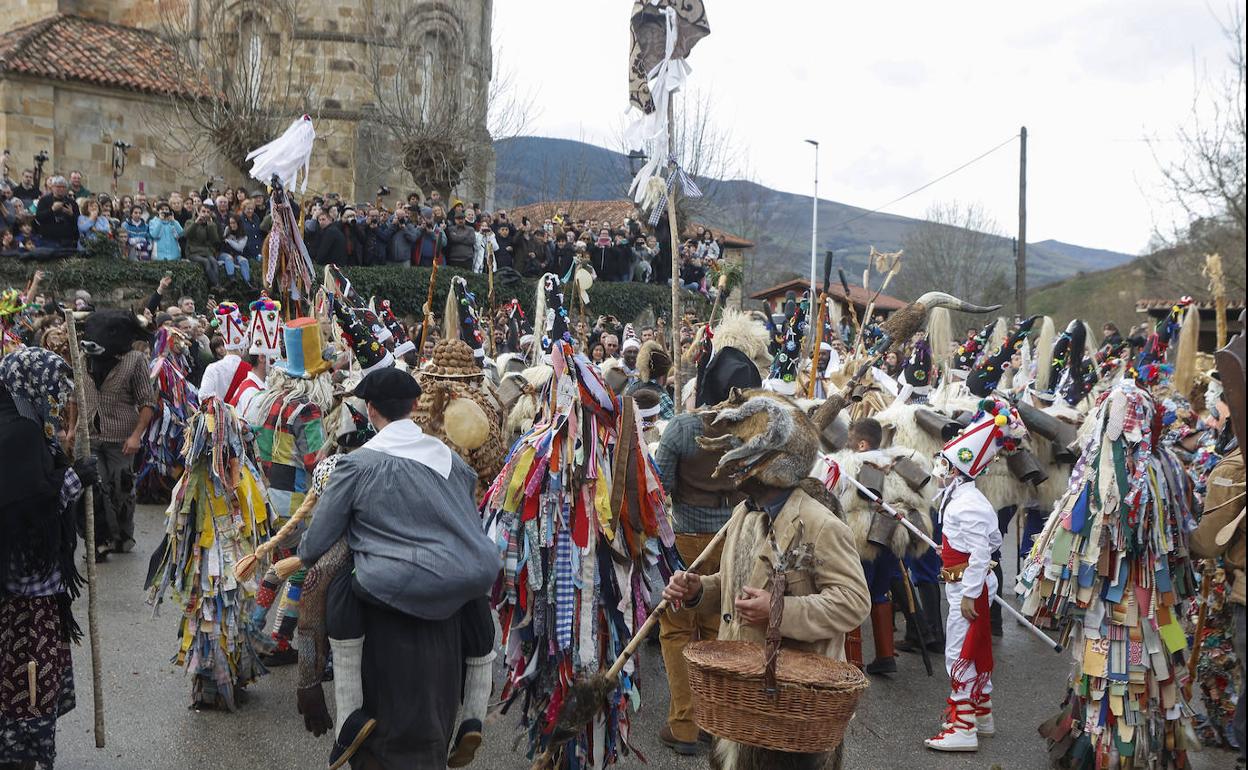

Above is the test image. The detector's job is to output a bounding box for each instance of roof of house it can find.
[1136,298,1246,313]
[749,278,908,311]
[507,198,754,248]
[0,14,214,99]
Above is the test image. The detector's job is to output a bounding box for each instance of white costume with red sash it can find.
[199,354,264,415]
[937,477,1000,700]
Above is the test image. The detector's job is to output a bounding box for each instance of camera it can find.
[377,185,390,197]
[113,140,132,151]
[34,150,49,165]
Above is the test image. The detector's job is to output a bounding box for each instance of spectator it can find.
[389,205,421,266]
[211,196,232,228]
[240,199,265,259]
[631,236,654,282]
[336,207,365,266]
[589,342,606,364]
[493,221,517,270]
[34,176,80,248]
[148,201,183,261]
[361,207,394,266]
[474,217,499,272]
[601,333,620,359]
[0,228,19,256]
[444,208,476,269]
[310,209,347,265]
[12,168,39,204]
[521,227,553,277]
[14,218,37,252]
[411,212,446,267]
[69,170,92,199]
[180,194,196,225]
[550,232,575,276]
[183,204,223,287]
[77,198,113,248]
[219,214,253,285]
[122,206,152,260]
[0,184,19,233]
[679,251,706,293]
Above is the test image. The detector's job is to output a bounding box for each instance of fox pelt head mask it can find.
[696,387,821,491]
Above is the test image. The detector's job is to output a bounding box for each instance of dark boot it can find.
[865,602,897,675]
[918,582,945,653]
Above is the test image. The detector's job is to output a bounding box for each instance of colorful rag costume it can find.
[0,348,84,769]
[138,327,198,501]
[483,287,678,766]
[147,397,275,710]
[1019,380,1200,767]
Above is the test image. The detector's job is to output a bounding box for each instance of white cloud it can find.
[494,1,1232,254]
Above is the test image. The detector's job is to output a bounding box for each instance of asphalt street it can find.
[54,503,1238,770]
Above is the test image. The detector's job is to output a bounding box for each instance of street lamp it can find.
[804,139,819,309]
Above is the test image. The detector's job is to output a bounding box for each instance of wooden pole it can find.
[418,261,439,364]
[667,97,681,414]
[63,310,106,748]
[485,241,497,357]
[1016,126,1028,316]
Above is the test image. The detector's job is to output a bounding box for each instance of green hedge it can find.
[0,257,707,324]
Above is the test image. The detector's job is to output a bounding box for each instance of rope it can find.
[827,134,1020,231]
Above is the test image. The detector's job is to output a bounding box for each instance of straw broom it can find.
[63,309,106,748]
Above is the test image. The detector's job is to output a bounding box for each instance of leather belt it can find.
[939,560,998,582]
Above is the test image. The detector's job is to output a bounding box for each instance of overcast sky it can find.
[494,1,1234,255]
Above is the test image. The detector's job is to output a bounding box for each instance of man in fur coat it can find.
[663,390,871,770]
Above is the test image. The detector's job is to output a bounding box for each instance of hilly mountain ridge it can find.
[494,136,1136,295]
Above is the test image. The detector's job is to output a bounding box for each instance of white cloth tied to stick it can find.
[626,6,691,204]
[246,115,316,193]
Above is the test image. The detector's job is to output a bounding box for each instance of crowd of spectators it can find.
[2,163,733,297]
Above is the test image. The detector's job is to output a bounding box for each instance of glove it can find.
[296,684,333,736]
[72,457,100,488]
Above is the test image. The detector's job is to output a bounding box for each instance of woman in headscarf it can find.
[0,347,97,770]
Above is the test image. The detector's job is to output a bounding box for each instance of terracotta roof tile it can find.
[0,14,214,99]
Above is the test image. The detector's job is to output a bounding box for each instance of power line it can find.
[828,133,1020,230]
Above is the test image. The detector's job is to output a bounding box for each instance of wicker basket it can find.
[684,639,868,753]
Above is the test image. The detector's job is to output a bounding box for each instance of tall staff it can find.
[63,310,106,748]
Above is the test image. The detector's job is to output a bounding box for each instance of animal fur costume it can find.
[693,390,870,770]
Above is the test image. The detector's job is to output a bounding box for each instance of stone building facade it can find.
[1,0,494,205]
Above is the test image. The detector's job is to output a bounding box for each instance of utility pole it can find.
[1016,126,1027,316]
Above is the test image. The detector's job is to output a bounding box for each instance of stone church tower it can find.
[1,0,494,205]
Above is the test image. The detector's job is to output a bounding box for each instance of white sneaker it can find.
[973,697,994,736]
[925,699,979,752]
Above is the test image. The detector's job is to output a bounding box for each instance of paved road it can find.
[54,504,1237,770]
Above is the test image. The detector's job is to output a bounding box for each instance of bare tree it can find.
[148,0,318,181]
[1146,5,1246,296]
[361,0,530,200]
[890,201,1013,308]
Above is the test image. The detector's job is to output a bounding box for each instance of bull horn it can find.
[916,291,1001,315]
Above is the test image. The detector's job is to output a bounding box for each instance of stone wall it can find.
[0,76,209,198]
[4,0,495,206]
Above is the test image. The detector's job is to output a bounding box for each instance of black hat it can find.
[698,347,762,407]
[352,367,422,402]
[967,315,1040,397]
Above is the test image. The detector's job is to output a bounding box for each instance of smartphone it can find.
[138,181,145,193]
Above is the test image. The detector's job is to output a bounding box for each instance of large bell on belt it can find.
[1006,449,1048,487]
[867,508,900,549]
[1015,401,1079,463]
[914,408,963,441]
[856,463,886,502]
[821,415,850,452]
[893,456,931,492]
